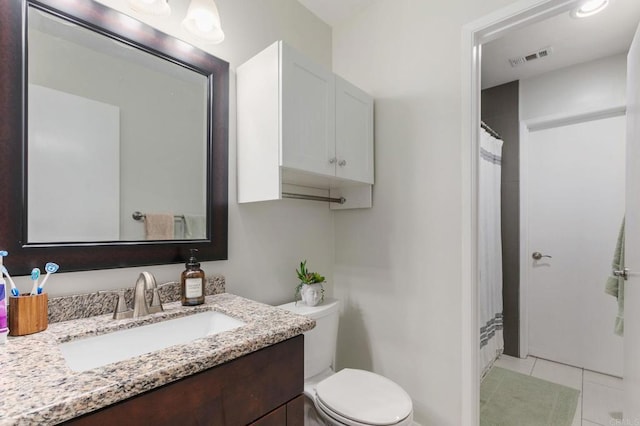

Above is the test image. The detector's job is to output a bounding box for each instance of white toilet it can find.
[278,298,413,426]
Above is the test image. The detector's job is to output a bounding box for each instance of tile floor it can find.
[493,354,624,426]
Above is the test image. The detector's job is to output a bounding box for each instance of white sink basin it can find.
[59,311,245,372]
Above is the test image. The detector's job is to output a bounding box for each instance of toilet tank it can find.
[278,298,340,379]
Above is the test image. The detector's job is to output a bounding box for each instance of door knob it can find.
[532,252,552,260]
[329,157,337,164]
[338,160,347,166]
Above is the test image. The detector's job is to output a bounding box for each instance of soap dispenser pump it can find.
[181,249,205,306]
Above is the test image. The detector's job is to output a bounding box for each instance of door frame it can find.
[518,106,627,360]
[460,0,582,424]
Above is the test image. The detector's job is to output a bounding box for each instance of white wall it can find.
[520,53,627,120]
[330,0,520,424]
[11,0,334,307]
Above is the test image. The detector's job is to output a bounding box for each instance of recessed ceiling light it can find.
[571,0,609,18]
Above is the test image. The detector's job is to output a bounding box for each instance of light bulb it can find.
[193,10,215,32]
[182,0,225,43]
[572,0,609,18]
[580,0,606,12]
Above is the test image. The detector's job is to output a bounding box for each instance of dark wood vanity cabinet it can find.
[63,335,304,426]
[249,395,303,426]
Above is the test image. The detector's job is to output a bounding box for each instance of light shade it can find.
[571,0,609,18]
[182,0,225,44]
[126,0,171,16]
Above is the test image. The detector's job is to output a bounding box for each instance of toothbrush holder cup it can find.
[8,293,48,336]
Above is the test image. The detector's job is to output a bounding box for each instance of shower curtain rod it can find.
[481,121,502,140]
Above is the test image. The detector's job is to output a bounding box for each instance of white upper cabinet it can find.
[335,76,374,184]
[237,41,374,208]
[281,43,336,176]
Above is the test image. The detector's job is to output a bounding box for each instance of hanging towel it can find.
[184,215,206,239]
[605,218,625,336]
[145,213,175,240]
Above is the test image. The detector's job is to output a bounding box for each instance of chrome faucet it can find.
[99,288,131,320]
[133,271,157,318]
[100,271,163,320]
[147,276,165,314]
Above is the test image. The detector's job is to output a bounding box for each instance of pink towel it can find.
[145,213,174,240]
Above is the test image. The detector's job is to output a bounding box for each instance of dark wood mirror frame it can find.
[0,0,229,275]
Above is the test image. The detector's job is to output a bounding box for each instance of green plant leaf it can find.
[295,259,324,285]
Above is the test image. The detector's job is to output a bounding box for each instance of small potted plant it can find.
[295,260,325,306]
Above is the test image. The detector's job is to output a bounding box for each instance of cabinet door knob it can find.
[338,160,347,166]
[329,157,337,164]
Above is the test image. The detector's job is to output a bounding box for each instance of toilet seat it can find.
[315,397,376,426]
[314,369,413,426]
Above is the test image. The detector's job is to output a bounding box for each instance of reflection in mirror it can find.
[27,6,208,243]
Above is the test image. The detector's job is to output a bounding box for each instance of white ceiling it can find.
[482,0,640,89]
[296,0,373,27]
[296,0,640,90]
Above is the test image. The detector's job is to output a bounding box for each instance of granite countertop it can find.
[0,293,315,425]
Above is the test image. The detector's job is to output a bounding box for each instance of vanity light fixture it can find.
[571,0,609,18]
[126,0,171,16]
[182,0,225,44]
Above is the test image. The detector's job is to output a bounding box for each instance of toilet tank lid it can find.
[277,298,339,320]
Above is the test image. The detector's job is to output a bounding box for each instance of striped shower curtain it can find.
[479,127,504,378]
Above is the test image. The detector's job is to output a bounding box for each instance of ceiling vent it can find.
[508,47,553,67]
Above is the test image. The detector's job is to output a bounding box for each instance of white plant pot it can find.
[300,282,324,306]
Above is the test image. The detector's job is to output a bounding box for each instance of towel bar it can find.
[282,192,346,204]
[132,211,186,221]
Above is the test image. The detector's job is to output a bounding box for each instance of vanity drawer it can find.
[63,335,303,425]
[249,395,303,426]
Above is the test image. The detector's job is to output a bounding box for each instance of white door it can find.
[281,43,336,176]
[335,76,374,184]
[624,23,640,422]
[28,85,120,243]
[526,116,625,376]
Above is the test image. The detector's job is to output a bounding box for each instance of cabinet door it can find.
[249,395,304,426]
[286,395,304,426]
[335,76,374,184]
[250,405,286,426]
[281,43,336,176]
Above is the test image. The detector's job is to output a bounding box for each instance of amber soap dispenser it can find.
[181,249,205,306]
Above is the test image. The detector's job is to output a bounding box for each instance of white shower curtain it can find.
[479,127,504,378]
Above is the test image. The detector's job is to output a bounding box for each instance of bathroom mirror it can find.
[0,0,229,274]
[28,7,209,243]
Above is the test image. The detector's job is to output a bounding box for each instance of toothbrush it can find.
[29,268,40,296]
[37,262,59,294]
[1,266,19,297]
[0,252,13,296]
